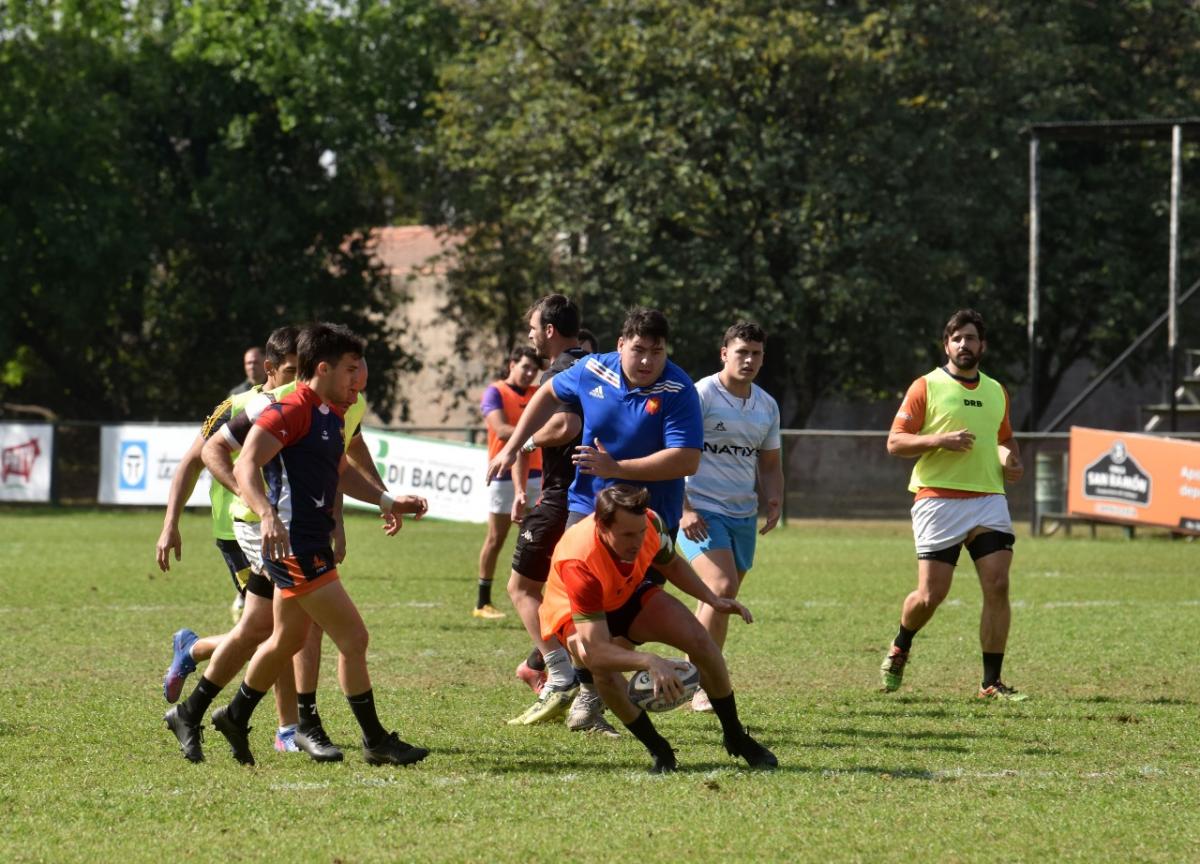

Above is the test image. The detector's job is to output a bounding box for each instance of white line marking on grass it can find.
[1042,600,1123,609]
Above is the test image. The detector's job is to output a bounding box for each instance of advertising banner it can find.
[98,424,211,507]
[0,422,54,502]
[347,429,489,523]
[1067,426,1200,533]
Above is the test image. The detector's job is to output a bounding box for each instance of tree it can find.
[433,0,1200,426]
[0,0,455,421]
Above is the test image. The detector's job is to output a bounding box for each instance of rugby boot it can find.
[724,727,778,770]
[978,681,1029,702]
[211,706,255,766]
[566,686,619,736]
[162,628,198,703]
[164,705,204,763]
[650,747,678,774]
[880,645,909,692]
[515,659,547,694]
[363,732,429,767]
[508,683,579,726]
[295,723,345,762]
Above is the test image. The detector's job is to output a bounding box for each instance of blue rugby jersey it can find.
[550,351,702,531]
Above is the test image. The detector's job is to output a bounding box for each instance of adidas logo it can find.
[588,385,605,399]
[714,421,727,432]
[522,530,533,542]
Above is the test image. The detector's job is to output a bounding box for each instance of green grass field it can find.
[1,508,1197,863]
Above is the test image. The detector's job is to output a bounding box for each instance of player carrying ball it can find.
[540,483,778,772]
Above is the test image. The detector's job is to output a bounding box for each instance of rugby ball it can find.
[627,660,701,712]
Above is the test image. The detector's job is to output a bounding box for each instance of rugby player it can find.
[474,347,543,619]
[160,326,303,760]
[677,322,783,712]
[881,308,1027,700]
[210,323,430,766]
[505,295,588,724]
[541,484,777,772]
[199,357,390,761]
[488,307,703,733]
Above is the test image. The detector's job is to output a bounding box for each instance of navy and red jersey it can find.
[254,383,346,555]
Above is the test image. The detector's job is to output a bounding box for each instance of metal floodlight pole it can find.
[1028,134,1040,534]
[1168,124,1182,432]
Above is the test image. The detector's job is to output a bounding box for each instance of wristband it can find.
[378,491,395,514]
[521,436,537,454]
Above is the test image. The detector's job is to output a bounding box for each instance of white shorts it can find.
[234,519,265,574]
[488,476,542,515]
[911,494,1012,555]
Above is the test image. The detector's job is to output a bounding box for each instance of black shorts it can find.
[511,500,570,583]
[215,539,273,599]
[604,580,663,645]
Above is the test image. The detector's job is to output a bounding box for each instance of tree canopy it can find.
[0,0,453,421]
[435,0,1200,426]
[4,0,1200,425]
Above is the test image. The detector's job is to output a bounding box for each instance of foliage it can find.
[0,0,454,421]
[434,0,1200,425]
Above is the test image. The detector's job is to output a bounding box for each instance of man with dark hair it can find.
[487,306,703,733]
[474,345,544,619]
[160,325,303,761]
[677,321,783,711]
[538,483,776,772]
[577,329,599,355]
[229,346,267,396]
[504,295,589,723]
[881,308,1027,700]
[205,322,431,766]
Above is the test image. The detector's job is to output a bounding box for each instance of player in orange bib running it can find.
[881,309,1027,701]
[540,483,777,772]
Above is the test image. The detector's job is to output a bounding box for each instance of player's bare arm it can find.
[531,412,581,448]
[999,437,1024,483]
[337,454,427,522]
[574,618,685,702]
[342,434,403,535]
[887,428,975,458]
[573,442,701,481]
[200,433,240,498]
[156,432,207,572]
[679,492,709,542]
[660,555,753,623]
[757,447,784,535]
[485,383,565,483]
[234,425,288,560]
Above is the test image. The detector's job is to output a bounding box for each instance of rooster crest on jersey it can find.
[626,659,701,712]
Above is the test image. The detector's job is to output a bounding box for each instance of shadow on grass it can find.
[817,726,982,741]
[808,739,970,754]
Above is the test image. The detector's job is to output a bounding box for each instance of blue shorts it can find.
[675,511,758,574]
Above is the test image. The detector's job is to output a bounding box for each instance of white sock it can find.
[278,724,297,736]
[543,648,574,690]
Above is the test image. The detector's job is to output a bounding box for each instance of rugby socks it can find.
[226,682,267,728]
[179,675,223,723]
[526,647,546,671]
[297,691,321,732]
[476,579,493,609]
[347,688,388,747]
[573,666,593,686]
[894,624,918,652]
[982,652,1005,688]
[709,691,745,741]
[542,647,574,690]
[623,710,672,759]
